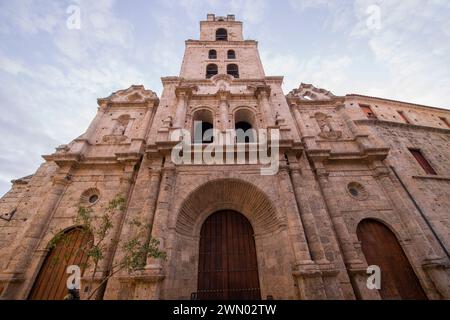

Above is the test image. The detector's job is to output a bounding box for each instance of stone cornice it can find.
[185,40,257,46]
[175,85,198,98]
[286,87,450,114]
[287,96,345,108]
[354,119,450,134]
[346,94,450,114]
[306,146,389,163]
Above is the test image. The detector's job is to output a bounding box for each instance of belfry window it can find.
[193,110,214,144]
[206,64,218,79]
[235,122,254,143]
[227,50,236,59]
[209,50,217,59]
[234,109,256,143]
[227,64,239,78]
[216,28,228,41]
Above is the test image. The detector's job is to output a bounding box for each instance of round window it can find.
[80,188,101,206]
[346,182,368,200]
[89,194,99,204]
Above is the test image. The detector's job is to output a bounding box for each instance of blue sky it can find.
[0,0,449,196]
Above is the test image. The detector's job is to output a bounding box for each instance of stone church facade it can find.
[0,14,449,300]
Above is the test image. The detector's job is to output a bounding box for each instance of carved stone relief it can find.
[315,112,342,140]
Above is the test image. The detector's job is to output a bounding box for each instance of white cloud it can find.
[231,0,268,24]
[351,0,450,107]
[261,51,352,94]
[286,0,450,107]
[0,0,61,34]
[0,0,155,196]
[0,55,29,75]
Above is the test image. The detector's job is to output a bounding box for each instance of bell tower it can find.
[179,13,266,80]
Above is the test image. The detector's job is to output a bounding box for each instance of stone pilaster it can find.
[1,170,72,299]
[92,163,137,299]
[102,158,163,300]
[288,162,328,264]
[174,87,194,129]
[315,166,379,299]
[256,86,274,126]
[143,159,176,299]
[277,159,327,299]
[218,90,230,132]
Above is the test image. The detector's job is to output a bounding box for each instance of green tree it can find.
[49,194,166,300]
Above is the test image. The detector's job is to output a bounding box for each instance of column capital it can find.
[175,85,197,99]
[255,85,271,99]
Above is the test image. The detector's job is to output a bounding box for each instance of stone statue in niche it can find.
[315,112,342,140]
[113,123,126,136]
[163,116,173,128]
[112,115,130,136]
[102,115,130,144]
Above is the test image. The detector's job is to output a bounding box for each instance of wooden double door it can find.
[197,210,261,300]
[357,219,427,300]
[29,228,93,300]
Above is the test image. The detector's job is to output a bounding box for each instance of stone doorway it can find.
[197,210,261,300]
[357,219,427,300]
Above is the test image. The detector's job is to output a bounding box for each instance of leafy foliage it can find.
[49,194,166,300]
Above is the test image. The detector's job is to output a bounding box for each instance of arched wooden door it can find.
[197,210,261,300]
[29,227,93,300]
[357,219,427,300]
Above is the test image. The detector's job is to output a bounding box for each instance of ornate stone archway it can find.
[175,178,284,237]
[162,178,296,300]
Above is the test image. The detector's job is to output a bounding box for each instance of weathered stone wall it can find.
[0,14,448,301]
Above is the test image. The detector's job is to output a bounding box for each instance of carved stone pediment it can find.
[287,83,335,101]
[98,85,159,105]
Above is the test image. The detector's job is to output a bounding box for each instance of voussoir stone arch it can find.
[175,178,284,237]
